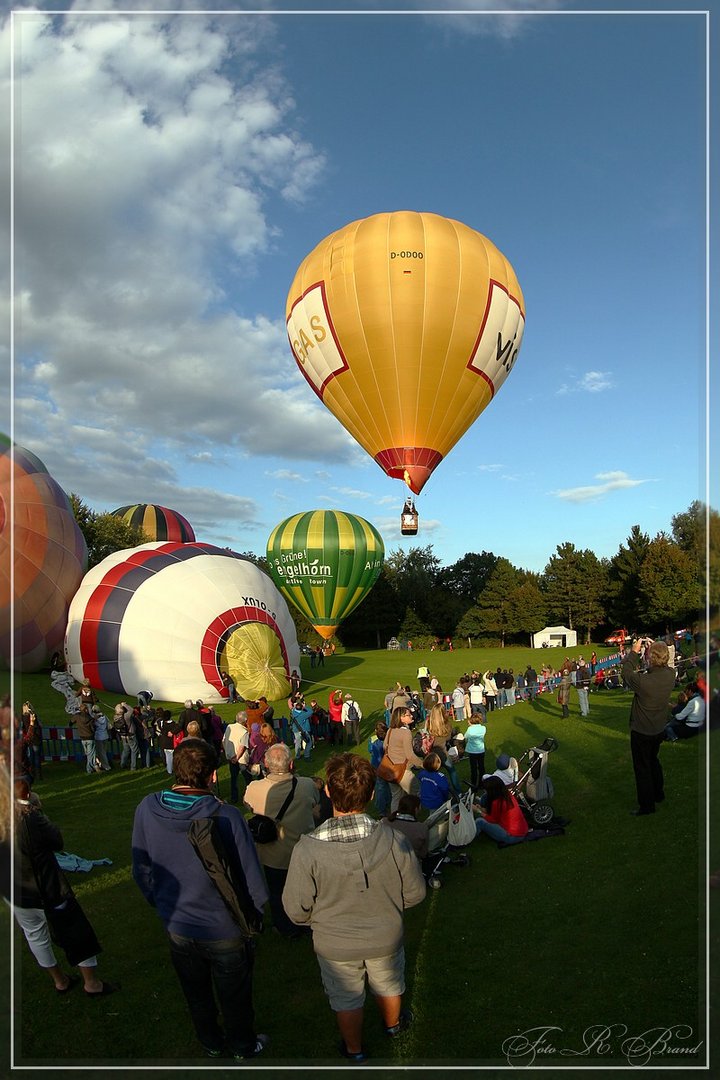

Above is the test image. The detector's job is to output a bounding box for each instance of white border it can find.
[7,4,716,1075]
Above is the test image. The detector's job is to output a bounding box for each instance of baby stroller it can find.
[510,736,558,826]
[423,787,476,890]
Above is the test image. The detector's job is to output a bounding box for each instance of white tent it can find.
[532,625,577,649]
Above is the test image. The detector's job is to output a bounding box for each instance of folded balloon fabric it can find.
[55,852,113,873]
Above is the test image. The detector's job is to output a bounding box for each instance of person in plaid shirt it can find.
[283,753,426,1062]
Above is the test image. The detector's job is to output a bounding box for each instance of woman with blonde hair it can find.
[426,705,461,794]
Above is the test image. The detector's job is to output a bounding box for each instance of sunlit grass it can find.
[5,647,712,1068]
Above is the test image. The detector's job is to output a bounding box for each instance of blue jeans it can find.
[444,761,461,796]
[475,818,525,844]
[81,739,97,773]
[577,688,589,716]
[293,730,312,760]
[374,776,391,815]
[168,933,258,1055]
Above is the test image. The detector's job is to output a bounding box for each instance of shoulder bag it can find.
[377,733,407,783]
[247,776,297,844]
[187,804,263,936]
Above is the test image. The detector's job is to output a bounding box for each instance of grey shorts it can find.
[316,946,405,1011]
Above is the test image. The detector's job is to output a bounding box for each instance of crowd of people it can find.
[3,633,715,1064]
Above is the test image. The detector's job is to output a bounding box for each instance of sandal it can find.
[56,974,80,994]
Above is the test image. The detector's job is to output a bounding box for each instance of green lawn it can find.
[2,646,715,1071]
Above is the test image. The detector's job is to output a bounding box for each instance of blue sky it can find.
[3,2,714,575]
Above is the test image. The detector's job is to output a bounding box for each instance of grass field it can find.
[2,645,716,1073]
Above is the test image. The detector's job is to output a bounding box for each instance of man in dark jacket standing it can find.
[621,638,676,816]
[132,739,269,1061]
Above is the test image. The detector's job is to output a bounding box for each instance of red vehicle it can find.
[604,628,630,647]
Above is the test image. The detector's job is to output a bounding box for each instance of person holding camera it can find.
[621,637,675,816]
[289,695,314,761]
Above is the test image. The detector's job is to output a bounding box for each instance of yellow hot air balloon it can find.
[286,211,525,497]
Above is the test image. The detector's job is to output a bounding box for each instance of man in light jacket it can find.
[283,753,426,1063]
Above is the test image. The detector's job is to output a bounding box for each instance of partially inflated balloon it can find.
[266,510,384,640]
[111,503,195,543]
[0,436,87,671]
[286,211,525,494]
[65,542,300,703]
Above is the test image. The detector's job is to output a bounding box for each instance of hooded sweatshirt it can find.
[131,791,268,940]
[282,817,426,960]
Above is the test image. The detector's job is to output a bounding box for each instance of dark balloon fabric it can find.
[110,503,195,543]
[0,436,88,671]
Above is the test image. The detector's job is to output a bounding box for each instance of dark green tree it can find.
[638,535,703,630]
[70,494,147,568]
[471,557,522,647]
[508,580,548,639]
[605,525,651,628]
[340,570,402,648]
[384,545,441,627]
[542,542,585,630]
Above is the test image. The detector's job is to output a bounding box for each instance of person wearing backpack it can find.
[341,694,362,746]
[132,738,269,1062]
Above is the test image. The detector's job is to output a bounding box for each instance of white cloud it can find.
[5,11,346,491]
[265,469,308,482]
[552,471,652,503]
[556,370,615,396]
[423,0,567,40]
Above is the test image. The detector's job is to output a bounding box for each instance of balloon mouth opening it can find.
[374,448,442,495]
[314,625,338,641]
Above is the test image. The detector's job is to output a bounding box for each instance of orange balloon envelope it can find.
[286,211,525,495]
[0,436,88,671]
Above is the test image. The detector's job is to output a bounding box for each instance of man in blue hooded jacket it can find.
[132,738,269,1061]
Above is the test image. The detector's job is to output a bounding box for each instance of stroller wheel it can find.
[456,853,470,867]
[531,802,554,826]
[428,876,442,890]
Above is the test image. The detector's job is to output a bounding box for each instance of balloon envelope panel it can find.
[0,438,88,671]
[111,503,196,543]
[286,211,525,494]
[65,542,300,703]
[266,509,384,639]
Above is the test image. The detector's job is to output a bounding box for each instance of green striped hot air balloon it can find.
[266,510,385,640]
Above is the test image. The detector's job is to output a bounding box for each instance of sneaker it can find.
[385,1008,413,1036]
[232,1034,269,1062]
[339,1040,369,1062]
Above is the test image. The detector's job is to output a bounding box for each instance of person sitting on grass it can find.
[473,775,528,847]
[418,753,451,811]
[385,794,429,863]
[665,684,705,741]
[282,753,426,1063]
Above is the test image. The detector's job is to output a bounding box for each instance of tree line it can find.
[70,496,717,650]
[339,501,718,648]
